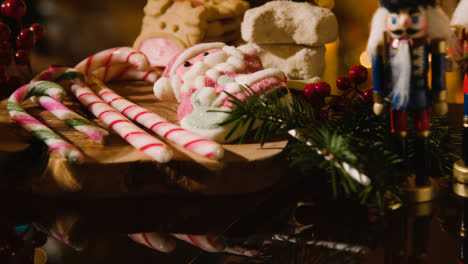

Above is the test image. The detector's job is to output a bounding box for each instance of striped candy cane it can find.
[128,233,176,253]
[35,67,173,163]
[7,81,84,164]
[171,234,225,252]
[75,47,224,160]
[75,47,150,77]
[89,76,224,160]
[90,64,161,83]
[36,96,109,144]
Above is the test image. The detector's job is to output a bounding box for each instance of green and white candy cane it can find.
[35,96,109,144]
[7,81,85,164]
[34,67,173,163]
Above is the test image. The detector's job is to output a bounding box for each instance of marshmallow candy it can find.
[241,1,338,46]
[153,42,288,143]
[240,43,326,80]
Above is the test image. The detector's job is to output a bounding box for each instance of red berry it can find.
[0,41,13,65]
[318,109,328,120]
[334,96,348,111]
[1,0,26,19]
[348,65,368,84]
[14,49,28,65]
[314,81,331,97]
[29,23,45,40]
[303,83,317,101]
[303,83,325,108]
[360,88,373,105]
[16,29,35,49]
[0,23,10,42]
[336,76,351,91]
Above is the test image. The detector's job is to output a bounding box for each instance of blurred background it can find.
[25,0,464,102]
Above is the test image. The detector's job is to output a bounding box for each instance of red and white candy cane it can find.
[74,47,150,77]
[34,67,173,163]
[7,81,84,164]
[128,233,176,253]
[171,234,225,252]
[36,96,109,144]
[89,76,224,160]
[89,63,162,83]
[76,48,224,159]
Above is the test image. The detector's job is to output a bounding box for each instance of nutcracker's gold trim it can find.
[400,175,438,203]
[373,92,383,103]
[454,160,468,184]
[435,90,447,102]
[453,182,468,198]
[431,39,447,54]
[416,131,429,138]
[408,201,433,217]
[398,131,408,138]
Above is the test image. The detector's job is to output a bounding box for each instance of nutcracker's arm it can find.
[372,42,386,116]
[431,39,448,116]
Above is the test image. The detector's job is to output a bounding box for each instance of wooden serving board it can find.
[0,81,288,198]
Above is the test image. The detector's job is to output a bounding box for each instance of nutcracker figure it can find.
[451,0,468,184]
[367,0,451,186]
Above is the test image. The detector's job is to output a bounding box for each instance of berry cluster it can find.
[0,225,48,264]
[0,0,45,99]
[303,65,372,120]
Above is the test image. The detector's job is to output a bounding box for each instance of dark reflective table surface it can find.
[4,173,466,264]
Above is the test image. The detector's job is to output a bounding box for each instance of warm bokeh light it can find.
[360,51,372,69]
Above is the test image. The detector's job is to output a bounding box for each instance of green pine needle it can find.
[219,85,460,209]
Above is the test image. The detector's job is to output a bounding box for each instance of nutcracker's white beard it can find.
[390,40,411,109]
[366,7,389,56]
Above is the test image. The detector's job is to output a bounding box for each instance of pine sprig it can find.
[218,86,315,144]
[220,87,460,209]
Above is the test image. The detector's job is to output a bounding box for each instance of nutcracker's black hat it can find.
[379,0,435,12]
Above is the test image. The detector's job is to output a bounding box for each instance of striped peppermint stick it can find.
[74,47,150,77]
[171,234,225,252]
[75,48,223,159]
[89,76,224,160]
[90,64,161,83]
[128,233,176,253]
[7,81,84,164]
[35,67,173,163]
[36,96,109,144]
